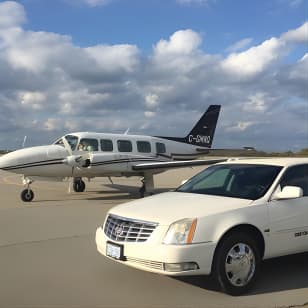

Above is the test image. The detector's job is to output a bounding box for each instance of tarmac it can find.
[0,166,307,308]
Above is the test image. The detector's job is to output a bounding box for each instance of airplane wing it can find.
[132,158,226,171]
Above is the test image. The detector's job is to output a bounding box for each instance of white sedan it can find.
[95,158,308,295]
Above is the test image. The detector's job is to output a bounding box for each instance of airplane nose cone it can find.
[0,145,68,174]
[0,151,18,170]
[0,153,7,169]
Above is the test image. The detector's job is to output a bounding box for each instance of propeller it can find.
[62,137,74,193]
[61,137,91,193]
[22,136,27,148]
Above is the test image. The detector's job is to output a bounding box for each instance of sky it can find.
[0,0,307,151]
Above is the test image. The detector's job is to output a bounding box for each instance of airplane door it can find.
[118,153,130,171]
[267,164,308,257]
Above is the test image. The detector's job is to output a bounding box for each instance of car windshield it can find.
[177,164,283,200]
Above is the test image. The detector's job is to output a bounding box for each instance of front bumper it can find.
[95,226,216,276]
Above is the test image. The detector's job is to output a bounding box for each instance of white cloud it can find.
[221,37,285,77]
[64,120,79,131]
[0,2,306,151]
[20,92,46,110]
[59,89,110,114]
[281,21,308,43]
[145,94,160,109]
[3,29,74,73]
[144,111,156,118]
[221,22,308,78]
[44,118,62,131]
[154,29,202,56]
[226,38,253,53]
[226,121,254,132]
[0,1,26,28]
[85,44,140,73]
[287,52,308,81]
[243,93,269,113]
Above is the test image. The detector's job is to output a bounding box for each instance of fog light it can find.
[164,262,199,272]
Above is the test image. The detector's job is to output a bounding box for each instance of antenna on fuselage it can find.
[124,128,130,135]
[22,136,27,148]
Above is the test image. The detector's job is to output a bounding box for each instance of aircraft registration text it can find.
[188,135,211,144]
[295,231,308,237]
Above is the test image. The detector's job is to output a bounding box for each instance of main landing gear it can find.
[139,174,154,198]
[21,177,34,202]
[73,178,86,193]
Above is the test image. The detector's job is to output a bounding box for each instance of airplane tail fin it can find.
[156,105,221,148]
[185,104,221,147]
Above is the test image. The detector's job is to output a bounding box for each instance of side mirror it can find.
[274,186,303,200]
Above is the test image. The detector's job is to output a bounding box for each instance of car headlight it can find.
[163,218,197,245]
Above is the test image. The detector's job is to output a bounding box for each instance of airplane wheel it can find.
[21,189,34,202]
[73,179,86,192]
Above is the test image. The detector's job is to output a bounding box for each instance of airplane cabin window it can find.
[279,164,308,196]
[137,141,151,153]
[101,139,113,152]
[156,142,166,154]
[65,135,78,151]
[78,138,99,151]
[117,140,132,152]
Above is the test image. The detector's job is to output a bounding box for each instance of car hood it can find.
[109,192,253,225]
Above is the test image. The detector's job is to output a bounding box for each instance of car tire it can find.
[212,232,261,296]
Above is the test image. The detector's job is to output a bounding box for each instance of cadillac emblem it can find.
[114,223,125,237]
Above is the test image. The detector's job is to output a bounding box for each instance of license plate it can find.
[106,242,123,260]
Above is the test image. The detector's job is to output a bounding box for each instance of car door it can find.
[267,164,308,257]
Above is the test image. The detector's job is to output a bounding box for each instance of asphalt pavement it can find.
[0,167,307,308]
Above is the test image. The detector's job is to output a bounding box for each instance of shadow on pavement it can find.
[175,252,308,295]
[86,184,172,201]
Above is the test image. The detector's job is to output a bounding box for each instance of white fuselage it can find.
[0,132,207,179]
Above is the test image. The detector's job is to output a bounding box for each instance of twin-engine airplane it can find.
[0,105,224,202]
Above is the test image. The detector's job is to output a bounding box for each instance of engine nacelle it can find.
[63,155,91,168]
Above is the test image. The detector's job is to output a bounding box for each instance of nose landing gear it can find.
[21,189,34,202]
[21,177,34,202]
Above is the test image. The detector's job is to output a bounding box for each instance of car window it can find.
[101,139,113,152]
[117,140,132,152]
[78,138,99,151]
[193,168,230,190]
[137,141,151,153]
[177,164,283,200]
[279,164,308,196]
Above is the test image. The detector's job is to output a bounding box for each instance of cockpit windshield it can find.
[65,135,78,151]
[54,135,78,151]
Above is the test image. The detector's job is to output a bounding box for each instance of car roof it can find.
[219,157,308,168]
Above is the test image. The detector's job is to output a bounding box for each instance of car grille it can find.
[104,214,157,242]
[126,257,164,271]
